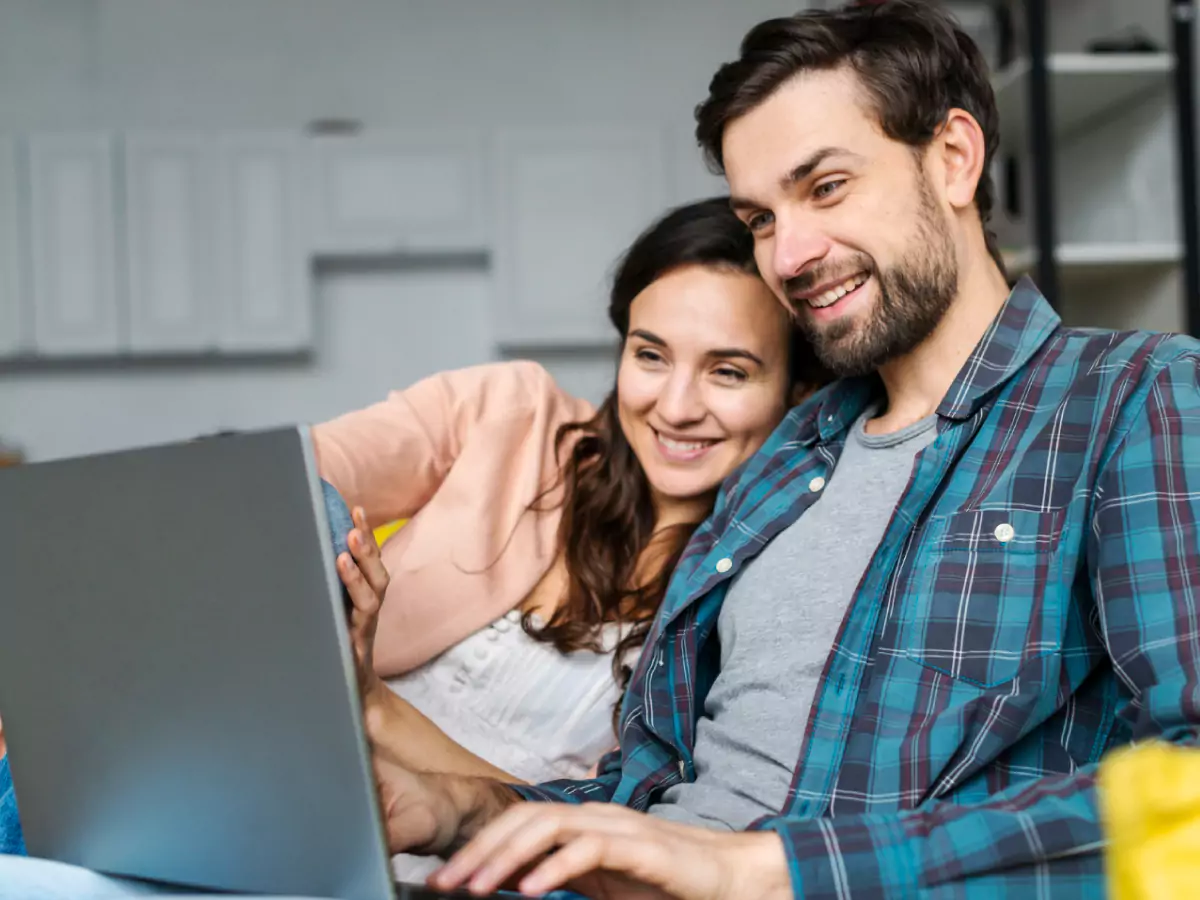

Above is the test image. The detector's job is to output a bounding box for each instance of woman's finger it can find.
[337,552,378,620]
[348,507,389,598]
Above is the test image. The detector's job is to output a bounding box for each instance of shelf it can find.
[994,53,1173,153]
[1002,241,1181,286]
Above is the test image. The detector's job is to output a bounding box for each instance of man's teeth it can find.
[809,273,868,309]
[658,435,712,451]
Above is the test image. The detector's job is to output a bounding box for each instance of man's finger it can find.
[430,803,548,890]
[462,812,567,895]
[517,833,611,896]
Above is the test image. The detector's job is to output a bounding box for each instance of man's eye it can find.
[747,211,774,232]
[814,180,845,199]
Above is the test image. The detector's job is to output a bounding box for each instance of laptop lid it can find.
[0,427,395,900]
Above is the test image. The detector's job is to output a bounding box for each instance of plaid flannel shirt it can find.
[514,279,1200,898]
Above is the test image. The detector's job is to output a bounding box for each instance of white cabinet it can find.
[309,131,488,255]
[0,138,29,357]
[493,127,667,346]
[27,134,122,355]
[124,132,309,355]
[215,134,310,353]
[124,133,217,353]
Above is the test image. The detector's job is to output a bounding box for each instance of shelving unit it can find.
[978,0,1198,337]
[992,52,1173,154]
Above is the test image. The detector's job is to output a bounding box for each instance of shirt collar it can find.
[797,277,1061,443]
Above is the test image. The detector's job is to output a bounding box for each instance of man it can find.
[373,3,1200,898]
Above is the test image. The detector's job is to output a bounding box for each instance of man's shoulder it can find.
[1049,323,1199,366]
[1035,324,1200,394]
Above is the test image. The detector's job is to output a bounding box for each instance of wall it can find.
[0,0,1180,461]
[0,0,806,461]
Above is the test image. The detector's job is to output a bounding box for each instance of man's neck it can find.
[867,257,1011,435]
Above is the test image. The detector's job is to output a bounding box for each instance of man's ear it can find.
[934,108,987,213]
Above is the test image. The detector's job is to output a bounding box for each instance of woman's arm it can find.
[312,361,591,528]
[336,505,524,783]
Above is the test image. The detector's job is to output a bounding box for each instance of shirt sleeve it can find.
[749,352,1200,899]
[510,748,625,804]
[310,360,589,527]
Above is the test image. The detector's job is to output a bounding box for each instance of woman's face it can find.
[617,264,796,518]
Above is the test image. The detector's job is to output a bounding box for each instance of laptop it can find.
[0,427,499,899]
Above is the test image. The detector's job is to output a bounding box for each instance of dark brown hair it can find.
[525,197,825,721]
[694,0,1004,270]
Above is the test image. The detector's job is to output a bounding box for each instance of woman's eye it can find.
[814,179,845,200]
[713,367,748,383]
[635,348,665,364]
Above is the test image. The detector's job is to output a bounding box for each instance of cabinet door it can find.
[0,138,29,357]
[28,134,122,355]
[493,128,667,346]
[215,134,310,353]
[309,131,488,255]
[124,133,217,353]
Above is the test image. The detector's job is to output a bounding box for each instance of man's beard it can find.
[786,178,959,378]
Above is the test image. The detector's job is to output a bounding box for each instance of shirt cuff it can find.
[750,811,918,900]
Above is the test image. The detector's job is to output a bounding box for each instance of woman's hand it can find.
[428,802,792,900]
[336,507,390,710]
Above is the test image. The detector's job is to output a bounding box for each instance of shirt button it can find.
[994,523,1015,543]
[809,476,826,492]
[678,760,686,777]
[716,557,733,574]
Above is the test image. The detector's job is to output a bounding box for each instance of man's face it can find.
[723,67,959,377]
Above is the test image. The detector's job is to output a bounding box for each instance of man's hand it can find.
[428,803,792,900]
[374,755,522,857]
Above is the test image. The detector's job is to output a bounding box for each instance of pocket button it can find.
[994,523,1015,543]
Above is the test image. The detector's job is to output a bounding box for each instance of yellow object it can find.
[372,519,407,547]
[1099,740,1200,900]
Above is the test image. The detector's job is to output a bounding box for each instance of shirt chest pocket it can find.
[883,506,1068,689]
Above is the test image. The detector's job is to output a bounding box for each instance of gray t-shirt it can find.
[649,408,938,830]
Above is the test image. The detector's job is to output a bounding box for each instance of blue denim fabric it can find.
[0,479,356,859]
[0,754,25,856]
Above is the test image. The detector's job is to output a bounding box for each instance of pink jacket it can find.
[312,361,596,676]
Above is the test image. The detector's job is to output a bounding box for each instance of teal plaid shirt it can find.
[515,279,1200,898]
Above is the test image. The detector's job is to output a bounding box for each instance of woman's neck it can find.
[652,491,715,533]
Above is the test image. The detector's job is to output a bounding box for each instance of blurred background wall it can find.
[0,0,1189,461]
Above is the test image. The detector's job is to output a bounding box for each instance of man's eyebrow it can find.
[781,146,862,189]
[729,146,864,211]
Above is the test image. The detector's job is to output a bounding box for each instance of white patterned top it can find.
[386,609,633,881]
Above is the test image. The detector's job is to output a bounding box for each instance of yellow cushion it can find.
[1099,740,1200,899]
[373,519,407,547]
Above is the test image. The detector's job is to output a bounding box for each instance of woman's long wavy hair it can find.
[523,196,826,728]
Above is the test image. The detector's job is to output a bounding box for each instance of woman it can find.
[316,196,826,799]
[0,196,825,894]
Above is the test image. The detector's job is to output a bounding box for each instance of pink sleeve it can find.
[311,361,594,528]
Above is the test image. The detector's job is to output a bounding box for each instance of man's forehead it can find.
[722,72,884,189]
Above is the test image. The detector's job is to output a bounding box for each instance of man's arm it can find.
[375,752,626,855]
[747,353,1200,899]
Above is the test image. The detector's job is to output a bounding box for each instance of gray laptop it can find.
[0,427,490,900]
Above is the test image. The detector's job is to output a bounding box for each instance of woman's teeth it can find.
[657,434,714,452]
[809,273,868,309]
